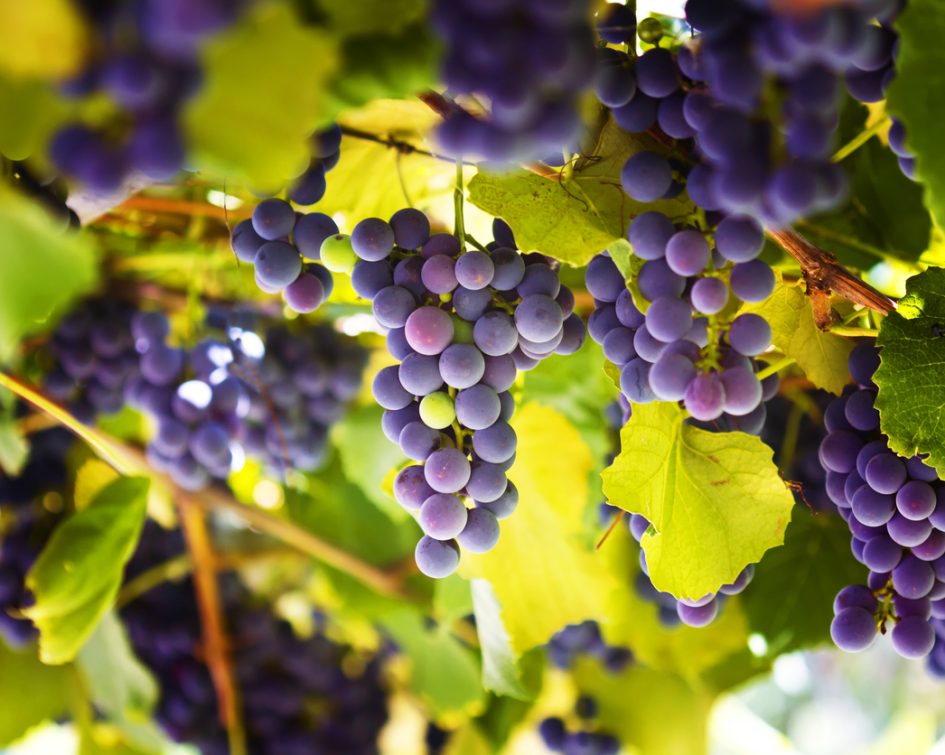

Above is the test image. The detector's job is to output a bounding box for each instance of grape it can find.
[141,345,184,386]
[453,287,492,321]
[394,465,435,509]
[491,248,527,290]
[474,311,518,356]
[455,251,495,290]
[373,286,416,329]
[519,264,561,299]
[638,259,687,300]
[595,59,637,108]
[585,256,625,301]
[897,481,937,521]
[252,199,295,241]
[457,508,501,553]
[914,530,945,562]
[628,212,675,261]
[405,307,454,355]
[684,373,726,421]
[830,607,876,652]
[424,448,471,494]
[865,453,907,495]
[720,367,763,416]
[887,513,932,548]
[477,480,518,519]
[398,422,441,461]
[422,233,461,258]
[677,599,719,627]
[439,344,485,389]
[287,164,326,205]
[415,536,460,578]
[862,534,903,572]
[419,392,456,430]
[620,359,656,404]
[844,389,880,432]
[398,354,443,396]
[421,255,458,294]
[455,385,501,430]
[390,208,431,250]
[849,343,880,387]
[230,219,265,263]
[254,241,302,291]
[294,213,339,259]
[645,297,693,343]
[467,461,508,503]
[284,272,326,313]
[648,353,696,402]
[372,366,412,410]
[472,421,516,464]
[729,260,775,302]
[613,93,659,132]
[515,295,564,342]
[621,151,673,202]
[728,314,771,356]
[665,231,710,277]
[319,234,358,273]
[635,48,680,98]
[602,328,636,365]
[833,585,878,614]
[351,218,394,261]
[892,616,936,659]
[419,494,469,540]
[892,555,935,599]
[352,260,394,299]
[690,277,728,314]
[597,2,636,43]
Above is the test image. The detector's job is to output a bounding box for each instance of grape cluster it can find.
[122,524,389,754]
[820,344,945,666]
[326,210,583,577]
[226,319,368,474]
[9,162,80,230]
[538,696,620,755]
[0,428,73,645]
[49,0,242,194]
[547,620,633,673]
[230,200,337,314]
[429,0,597,163]
[285,124,343,206]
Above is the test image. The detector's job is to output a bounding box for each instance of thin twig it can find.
[117,196,241,222]
[339,124,475,167]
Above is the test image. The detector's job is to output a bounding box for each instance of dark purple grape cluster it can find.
[49,0,242,194]
[285,124,343,206]
[820,343,945,667]
[337,211,583,577]
[225,320,368,474]
[229,200,337,314]
[0,428,73,645]
[538,693,621,755]
[547,620,633,673]
[429,0,597,163]
[122,524,389,754]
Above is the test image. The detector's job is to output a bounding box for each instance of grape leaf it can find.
[461,404,609,653]
[25,477,149,664]
[886,0,945,232]
[602,402,794,599]
[183,3,339,189]
[0,186,98,361]
[0,74,70,161]
[468,117,693,266]
[874,267,945,475]
[0,0,88,80]
[311,0,427,35]
[0,643,71,746]
[741,508,862,655]
[741,274,854,395]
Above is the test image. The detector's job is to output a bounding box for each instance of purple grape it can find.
[892,555,935,599]
[405,307,454,355]
[415,537,460,578]
[621,151,673,202]
[294,213,339,259]
[896,480,936,521]
[394,465,434,509]
[455,251,495,290]
[399,422,441,461]
[638,259,686,300]
[628,212,675,261]
[254,241,302,291]
[373,286,417,329]
[419,494,468,540]
[421,255,458,294]
[690,277,728,314]
[620,358,656,404]
[514,295,563,343]
[252,199,295,241]
[351,218,394,261]
[457,508,500,553]
[865,453,907,495]
[714,215,764,262]
[720,367,763,416]
[684,373,726,421]
[648,352,696,402]
[833,585,877,614]
[390,208,431,249]
[372,366,412,411]
[398,354,443,396]
[477,480,518,519]
[351,260,394,299]
[830,607,876,652]
[455,385,501,430]
[677,599,719,627]
[585,256,625,302]
[635,48,680,98]
[424,448,471,494]
[284,272,326,313]
[645,296,693,343]
[730,260,775,303]
[453,287,493,321]
[891,616,935,659]
[490,249,526,290]
[439,344,485,389]
[887,513,932,548]
[472,421,516,464]
[665,230,710,276]
[474,311,518,356]
[728,314,771,356]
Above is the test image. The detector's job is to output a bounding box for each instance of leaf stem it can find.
[455,159,466,252]
[828,325,879,338]
[832,116,891,163]
[755,356,797,381]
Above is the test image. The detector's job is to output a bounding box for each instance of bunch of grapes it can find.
[429,0,597,163]
[225,319,368,474]
[0,428,73,645]
[546,620,633,673]
[49,0,243,194]
[229,200,337,314]
[285,124,343,206]
[820,344,945,667]
[122,524,389,754]
[538,695,620,755]
[319,210,583,577]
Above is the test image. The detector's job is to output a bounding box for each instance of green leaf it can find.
[25,477,149,664]
[602,403,795,599]
[470,580,538,700]
[468,117,692,266]
[433,573,473,623]
[183,3,339,189]
[0,0,88,80]
[311,0,427,35]
[76,612,157,720]
[0,187,98,360]
[886,0,945,232]
[742,508,863,655]
[0,74,70,161]
[379,608,486,720]
[742,274,854,395]
[461,404,610,653]
[0,413,28,475]
[875,267,945,474]
[0,642,71,746]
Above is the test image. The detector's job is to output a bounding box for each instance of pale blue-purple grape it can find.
[351,260,393,299]
[415,536,460,578]
[288,164,326,205]
[424,447,471,494]
[602,327,636,365]
[629,514,650,542]
[615,289,645,329]
[635,47,680,98]
[518,326,562,356]
[389,208,430,250]
[728,314,771,356]
[455,384,501,430]
[831,607,876,652]
[628,211,674,261]
[682,91,713,130]
[665,230,710,277]
[556,313,587,355]
[511,348,538,372]
[309,264,334,300]
[457,508,500,553]
[170,454,211,491]
[896,480,936,521]
[394,464,434,509]
[455,251,495,290]
[887,513,932,548]
[419,493,468,540]
[690,277,728,314]
[140,344,184,386]
[154,417,189,457]
[387,327,412,360]
[373,286,416,329]
[251,199,295,241]
[230,219,265,263]
[821,430,863,474]
[684,372,726,421]
[595,58,636,107]
[658,91,696,139]
[645,296,692,343]
[420,255,457,295]
[189,422,231,468]
[254,270,282,294]
[720,565,755,596]
[405,307,454,355]
[914,531,945,562]
[720,367,762,416]
[906,456,938,483]
[620,358,656,403]
[518,264,561,298]
[474,311,518,356]
[893,555,936,599]
[613,92,658,132]
[686,163,721,211]
[677,599,719,627]
[472,421,516,464]
[399,422,441,461]
[490,248,526,291]
[477,480,518,519]
[862,534,903,573]
[715,215,764,263]
[351,218,394,261]
[632,325,666,362]
[588,304,620,344]
[254,241,302,290]
[498,391,514,422]
[637,258,687,301]
[284,272,326,313]
[481,354,517,393]
[453,287,492,321]
[398,353,443,396]
[293,212,338,259]
[891,616,935,659]
[648,352,696,401]
[466,461,508,503]
[382,404,421,444]
[372,366,412,410]
[439,344,485,389]
[893,595,931,621]
[825,471,848,507]
[730,260,775,303]
[851,485,894,527]
[621,151,673,202]
[848,344,880,387]
[515,294,563,343]
[421,233,461,259]
[393,256,425,297]
[834,584,878,614]
[585,256,624,302]
[844,390,879,432]
[865,453,907,495]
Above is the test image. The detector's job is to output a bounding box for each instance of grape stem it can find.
[832,115,891,163]
[455,159,466,252]
[828,325,879,338]
[755,356,796,381]
[338,124,475,166]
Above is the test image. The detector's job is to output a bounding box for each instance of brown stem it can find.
[116,196,243,222]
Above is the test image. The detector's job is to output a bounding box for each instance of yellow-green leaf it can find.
[0,0,88,80]
[602,403,794,599]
